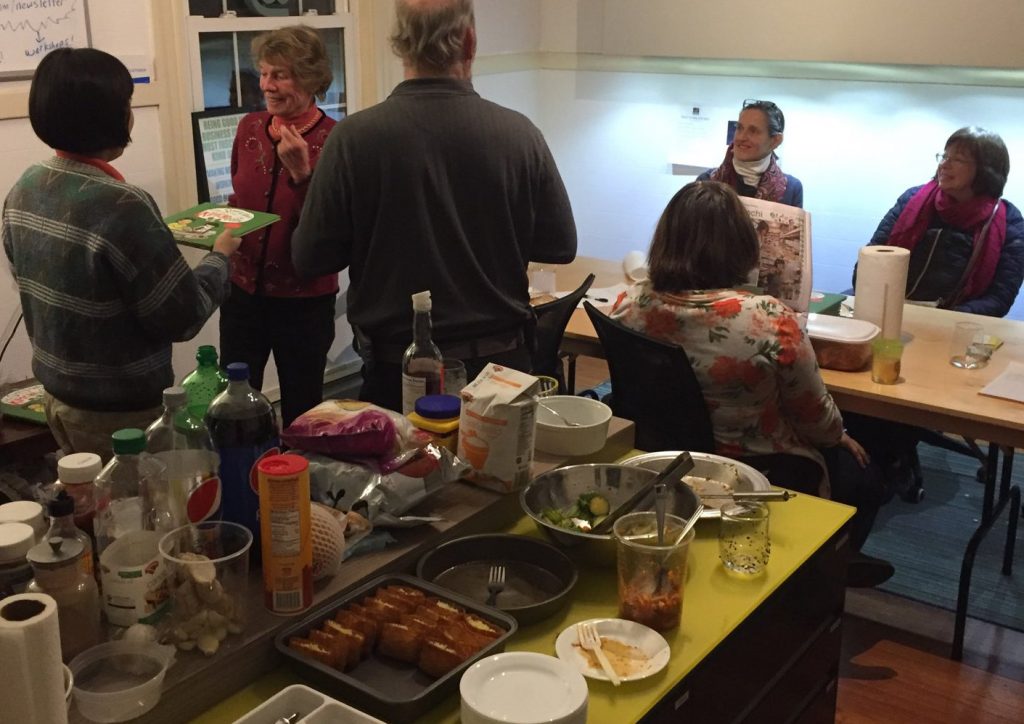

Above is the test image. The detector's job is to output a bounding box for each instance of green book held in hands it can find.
[165,202,280,250]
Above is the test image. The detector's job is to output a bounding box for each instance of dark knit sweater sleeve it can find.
[109,189,230,342]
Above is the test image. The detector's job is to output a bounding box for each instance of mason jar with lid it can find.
[0,522,35,598]
[57,451,102,536]
[27,536,102,659]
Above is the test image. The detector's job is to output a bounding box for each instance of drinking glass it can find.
[871,337,903,384]
[719,502,771,576]
[442,359,468,395]
[613,511,694,631]
[949,322,987,369]
[536,375,560,399]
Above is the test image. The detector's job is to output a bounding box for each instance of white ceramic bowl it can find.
[535,395,612,456]
[70,641,175,723]
[460,652,587,724]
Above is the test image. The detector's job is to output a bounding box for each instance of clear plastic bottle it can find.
[46,490,94,578]
[146,387,221,524]
[206,362,279,556]
[401,290,444,414]
[27,536,102,660]
[182,344,229,420]
[93,428,171,557]
[57,452,102,537]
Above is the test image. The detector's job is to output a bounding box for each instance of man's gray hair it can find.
[390,0,475,74]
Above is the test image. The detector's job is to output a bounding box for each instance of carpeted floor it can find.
[860,444,1023,632]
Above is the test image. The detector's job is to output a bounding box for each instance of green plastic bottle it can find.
[182,345,229,419]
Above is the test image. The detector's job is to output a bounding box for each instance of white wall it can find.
[600,0,1024,68]
[475,67,1024,318]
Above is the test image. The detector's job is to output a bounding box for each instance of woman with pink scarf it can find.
[697,99,803,208]
[867,126,1024,318]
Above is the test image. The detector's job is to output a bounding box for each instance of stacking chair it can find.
[583,302,715,453]
[531,273,595,394]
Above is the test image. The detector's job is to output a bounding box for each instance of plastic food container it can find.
[275,573,516,723]
[69,641,176,723]
[535,395,612,456]
[806,313,880,371]
[233,684,384,723]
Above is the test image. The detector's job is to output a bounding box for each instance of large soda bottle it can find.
[206,362,279,556]
[93,429,174,626]
[401,290,443,414]
[145,387,221,525]
[182,345,229,419]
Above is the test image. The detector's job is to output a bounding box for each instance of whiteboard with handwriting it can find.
[0,0,90,78]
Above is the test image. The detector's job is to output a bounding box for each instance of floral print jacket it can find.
[611,282,843,469]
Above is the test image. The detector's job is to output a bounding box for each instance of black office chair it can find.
[583,301,715,453]
[532,273,595,394]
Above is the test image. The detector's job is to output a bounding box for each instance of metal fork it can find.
[485,564,506,606]
[576,621,620,686]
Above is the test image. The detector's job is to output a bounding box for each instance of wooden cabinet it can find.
[643,527,849,724]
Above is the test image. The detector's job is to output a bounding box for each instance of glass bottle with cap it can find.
[27,536,102,660]
[46,489,95,577]
[0,522,36,598]
[0,500,47,543]
[401,290,444,415]
[407,394,461,452]
[57,451,102,536]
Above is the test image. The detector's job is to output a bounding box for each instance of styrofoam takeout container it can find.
[233,684,384,723]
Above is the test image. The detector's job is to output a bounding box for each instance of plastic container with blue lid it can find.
[408,394,461,452]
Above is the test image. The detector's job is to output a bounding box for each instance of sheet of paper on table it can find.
[979,361,1024,403]
[528,283,632,308]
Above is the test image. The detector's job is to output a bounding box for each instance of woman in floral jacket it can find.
[612,181,891,585]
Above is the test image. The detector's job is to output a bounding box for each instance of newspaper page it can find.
[740,197,813,313]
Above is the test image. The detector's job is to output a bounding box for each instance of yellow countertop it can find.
[193,492,853,724]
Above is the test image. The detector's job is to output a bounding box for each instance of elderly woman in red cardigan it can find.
[220,25,339,427]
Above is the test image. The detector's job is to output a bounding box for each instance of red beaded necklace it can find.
[268,105,321,141]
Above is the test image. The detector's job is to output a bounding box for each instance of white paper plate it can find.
[460,652,588,724]
[554,618,670,683]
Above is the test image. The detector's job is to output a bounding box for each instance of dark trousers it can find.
[358,346,533,413]
[738,450,892,551]
[219,284,337,428]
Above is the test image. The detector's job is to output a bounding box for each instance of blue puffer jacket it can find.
[696,169,803,208]
[868,185,1024,318]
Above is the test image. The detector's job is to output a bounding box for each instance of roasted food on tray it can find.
[287,584,500,678]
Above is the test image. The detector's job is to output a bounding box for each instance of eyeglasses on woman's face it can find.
[935,152,972,166]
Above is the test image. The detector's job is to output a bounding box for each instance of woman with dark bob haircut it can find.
[612,181,893,586]
[3,47,240,460]
[865,126,1024,317]
[219,25,339,427]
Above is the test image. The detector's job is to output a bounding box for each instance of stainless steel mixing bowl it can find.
[520,464,701,558]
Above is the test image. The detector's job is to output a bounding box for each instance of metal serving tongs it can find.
[591,451,695,535]
[699,490,797,502]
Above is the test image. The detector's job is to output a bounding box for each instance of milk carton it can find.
[458,364,539,492]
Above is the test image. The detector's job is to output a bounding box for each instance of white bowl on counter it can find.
[535,395,612,456]
[460,652,588,724]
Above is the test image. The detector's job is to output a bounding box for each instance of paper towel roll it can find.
[854,245,910,339]
[0,593,68,724]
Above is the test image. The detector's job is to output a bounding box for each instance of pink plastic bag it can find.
[282,399,421,461]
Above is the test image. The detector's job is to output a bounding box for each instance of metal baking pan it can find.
[619,451,771,519]
[274,573,517,723]
[416,533,577,625]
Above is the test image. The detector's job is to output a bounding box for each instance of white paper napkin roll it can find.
[0,593,68,724]
[854,245,910,339]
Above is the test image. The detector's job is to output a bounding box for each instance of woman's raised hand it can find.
[277,123,312,184]
[212,229,242,257]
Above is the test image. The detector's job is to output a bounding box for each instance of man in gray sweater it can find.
[292,0,577,411]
